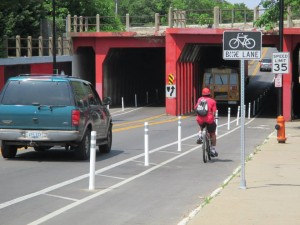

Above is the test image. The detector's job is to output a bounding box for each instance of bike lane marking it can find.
[0,116,253,211]
[28,117,257,224]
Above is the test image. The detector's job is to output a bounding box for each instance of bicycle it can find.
[229,33,255,49]
[201,123,212,163]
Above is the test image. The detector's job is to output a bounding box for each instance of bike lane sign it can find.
[223,31,262,60]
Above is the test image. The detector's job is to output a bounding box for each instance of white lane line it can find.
[158,150,181,155]
[0,133,190,210]
[43,194,78,202]
[29,118,259,224]
[110,107,140,116]
[96,174,126,180]
[131,160,158,166]
[28,145,200,225]
[0,119,254,210]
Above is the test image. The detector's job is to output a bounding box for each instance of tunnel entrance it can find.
[176,44,240,115]
[73,47,95,85]
[292,44,300,120]
[103,48,165,107]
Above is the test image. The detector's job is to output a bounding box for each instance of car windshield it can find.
[1,80,72,105]
[262,58,272,63]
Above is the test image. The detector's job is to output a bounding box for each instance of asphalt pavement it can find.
[179,121,300,225]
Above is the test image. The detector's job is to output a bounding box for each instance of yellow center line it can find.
[252,48,268,76]
[113,114,166,128]
[112,116,189,133]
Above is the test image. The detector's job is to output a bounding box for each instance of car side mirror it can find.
[103,97,111,105]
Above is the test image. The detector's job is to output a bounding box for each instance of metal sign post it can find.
[223,31,262,189]
[240,60,246,189]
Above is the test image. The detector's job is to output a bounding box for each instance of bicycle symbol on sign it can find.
[229,33,256,49]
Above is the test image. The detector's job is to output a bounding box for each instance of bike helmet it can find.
[202,87,211,96]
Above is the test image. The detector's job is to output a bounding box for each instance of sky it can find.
[226,0,262,9]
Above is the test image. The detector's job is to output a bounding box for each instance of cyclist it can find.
[194,87,218,157]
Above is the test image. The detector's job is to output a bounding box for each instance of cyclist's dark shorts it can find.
[200,122,217,133]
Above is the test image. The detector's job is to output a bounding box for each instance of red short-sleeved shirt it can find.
[194,96,217,124]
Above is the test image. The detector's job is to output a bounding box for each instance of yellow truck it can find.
[202,66,248,105]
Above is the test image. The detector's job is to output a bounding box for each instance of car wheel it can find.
[99,125,112,153]
[74,129,91,160]
[34,146,52,152]
[1,143,17,158]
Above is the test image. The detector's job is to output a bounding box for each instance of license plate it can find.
[25,131,46,139]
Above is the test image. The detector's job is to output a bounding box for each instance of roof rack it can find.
[18,74,70,77]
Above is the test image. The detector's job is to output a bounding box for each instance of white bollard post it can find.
[236,106,240,126]
[215,110,219,135]
[248,102,251,119]
[89,131,97,190]
[227,107,231,130]
[144,122,149,166]
[122,97,124,111]
[146,91,149,105]
[253,100,256,116]
[135,94,138,107]
[178,116,182,152]
[257,97,260,113]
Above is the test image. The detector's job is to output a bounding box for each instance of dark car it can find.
[0,74,112,160]
[259,58,272,72]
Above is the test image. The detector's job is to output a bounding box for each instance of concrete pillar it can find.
[155,13,159,32]
[214,6,220,28]
[16,35,21,57]
[168,7,174,28]
[96,14,100,32]
[27,36,32,57]
[67,15,71,33]
[74,15,78,32]
[79,16,83,32]
[38,36,43,56]
[126,14,130,31]
[287,5,293,28]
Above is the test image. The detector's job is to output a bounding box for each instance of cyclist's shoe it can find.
[196,138,203,144]
[210,151,218,157]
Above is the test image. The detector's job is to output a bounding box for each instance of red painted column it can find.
[182,63,186,115]
[0,66,4,90]
[166,33,178,115]
[95,42,109,99]
[31,63,53,74]
[177,63,181,115]
[283,35,292,121]
[188,62,193,113]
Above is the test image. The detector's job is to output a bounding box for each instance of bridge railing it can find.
[65,6,300,32]
[0,35,73,58]
[1,6,300,58]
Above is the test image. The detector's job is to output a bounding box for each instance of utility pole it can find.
[277,0,284,116]
[52,0,57,74]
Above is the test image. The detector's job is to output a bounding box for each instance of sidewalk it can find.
[182,121,300,225]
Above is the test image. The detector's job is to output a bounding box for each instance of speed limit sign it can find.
[272,52,289,74]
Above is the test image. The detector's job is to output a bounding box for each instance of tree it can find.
[254,0,300,30]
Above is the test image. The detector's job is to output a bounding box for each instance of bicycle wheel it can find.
[229,38,239,49]
[202,137,208,163]
[207,139,212,161]
[245,38,255,49]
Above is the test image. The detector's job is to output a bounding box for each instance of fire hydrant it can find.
[275,116,286,143]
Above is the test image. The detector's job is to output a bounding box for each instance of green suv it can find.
[0,74,112,160]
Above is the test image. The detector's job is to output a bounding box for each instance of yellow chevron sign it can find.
[168,73,174,85]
